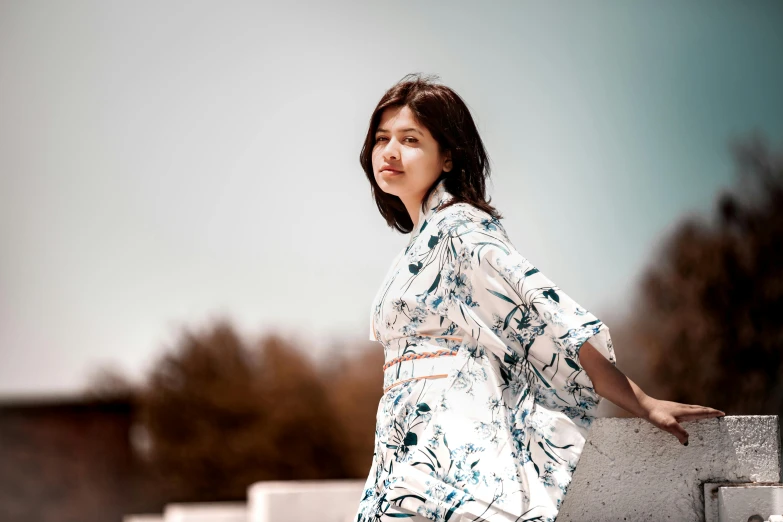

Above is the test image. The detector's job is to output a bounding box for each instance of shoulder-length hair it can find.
[359,73,502,234]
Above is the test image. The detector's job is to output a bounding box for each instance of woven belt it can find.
[382,336,464,394]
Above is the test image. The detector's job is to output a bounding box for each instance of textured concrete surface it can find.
[558,415,781,521]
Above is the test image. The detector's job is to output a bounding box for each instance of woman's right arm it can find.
[578,340,725,446]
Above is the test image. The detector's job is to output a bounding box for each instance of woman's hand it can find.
[578,341,726,445]
[641,397,725,446]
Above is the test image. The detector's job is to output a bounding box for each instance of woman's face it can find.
[372,105,452,203]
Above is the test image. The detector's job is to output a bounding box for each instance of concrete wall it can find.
[124,415,781,522]
[559,415,781,521]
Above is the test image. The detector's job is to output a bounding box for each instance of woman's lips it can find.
[382,169,403,174]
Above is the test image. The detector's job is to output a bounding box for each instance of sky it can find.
[1,1,781,397]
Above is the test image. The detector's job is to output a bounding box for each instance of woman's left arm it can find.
[578,340,725,446]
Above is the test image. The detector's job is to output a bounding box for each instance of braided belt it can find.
[381,349,458,371]
[381,336,465,394]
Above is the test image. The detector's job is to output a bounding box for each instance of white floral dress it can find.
[354,178,616,522]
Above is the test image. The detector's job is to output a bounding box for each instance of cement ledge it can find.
[558,415,781,521]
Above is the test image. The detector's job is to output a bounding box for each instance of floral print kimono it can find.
[354,177,616,522]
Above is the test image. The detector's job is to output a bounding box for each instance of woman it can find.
[354,74,724,522]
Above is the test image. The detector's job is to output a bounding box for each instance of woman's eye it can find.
[375,136,417,143]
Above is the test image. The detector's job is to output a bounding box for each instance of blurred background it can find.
[1,1,782,521]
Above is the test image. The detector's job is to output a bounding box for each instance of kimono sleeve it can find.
[444,223,617,413]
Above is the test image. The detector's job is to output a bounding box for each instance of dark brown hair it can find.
[359,73,502,234]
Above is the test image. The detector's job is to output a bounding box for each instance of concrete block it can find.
[248,479,364,522]
[717,484,783,522]
[164,502,246,522]
[704,483,783,522]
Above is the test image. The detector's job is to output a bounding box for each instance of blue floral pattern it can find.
[355,178,616,522]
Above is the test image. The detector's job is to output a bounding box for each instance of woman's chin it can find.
[376,176,406,193]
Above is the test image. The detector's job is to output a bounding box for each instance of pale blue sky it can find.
[1,1,781,396]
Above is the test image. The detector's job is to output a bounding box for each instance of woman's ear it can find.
[443,150,453,172]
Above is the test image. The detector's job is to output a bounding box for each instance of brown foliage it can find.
[320,345,384,476]
[83,365,136,401]
[633,133,783,414]
[128,318,382,502]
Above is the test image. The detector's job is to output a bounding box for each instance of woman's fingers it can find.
[678,411,724,421]
[693,405,725,415]
[667,421,689,445]
[675,405,725,421]
[648,401,725,445]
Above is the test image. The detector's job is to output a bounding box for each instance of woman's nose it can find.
[383,142,399,160]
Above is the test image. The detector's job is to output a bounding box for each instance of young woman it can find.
[354,74,725,522]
